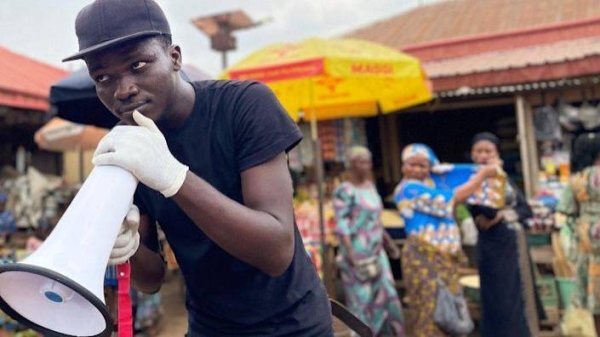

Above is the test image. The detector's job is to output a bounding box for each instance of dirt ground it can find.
[143,271,188,337]
[142,273,559,337]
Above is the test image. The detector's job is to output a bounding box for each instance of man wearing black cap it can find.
[64,0,333,335]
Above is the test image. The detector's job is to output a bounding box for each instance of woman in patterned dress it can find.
[556,132,600,335]
[333,146,405,336]
[394,143,497,336]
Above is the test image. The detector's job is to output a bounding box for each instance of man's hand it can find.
[93,111,189,198]
[109,205,141,266]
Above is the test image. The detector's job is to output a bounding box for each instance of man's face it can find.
[84,37,181,126]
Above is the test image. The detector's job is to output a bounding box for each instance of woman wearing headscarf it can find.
[394,143,498,336]
[333,145,405,336]
[470,132,545,337]
[556,132,600,334]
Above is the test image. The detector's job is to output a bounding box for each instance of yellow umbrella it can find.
[221,37,432,124]
[222,38,432,283]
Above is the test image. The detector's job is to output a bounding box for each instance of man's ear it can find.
[169,44,183,71]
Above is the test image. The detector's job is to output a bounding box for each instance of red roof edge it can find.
[0,45,68,76]
[431,55,600,92]
[0,46,69,100]
[404,16,600,61]
[0,85,47,100]
[0,90,50,112]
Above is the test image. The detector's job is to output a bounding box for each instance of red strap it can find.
[117,262,133,337]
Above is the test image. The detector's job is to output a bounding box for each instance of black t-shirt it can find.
[134,80,332,336]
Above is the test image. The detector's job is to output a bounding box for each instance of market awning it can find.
[0,90,49,112]
[34,117,107,152]
[0,46,68,112]
[423,36,600,91]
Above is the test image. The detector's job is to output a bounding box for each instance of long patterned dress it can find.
[394,178,464,337]
[557,166,600,313]
[333,181,405,336]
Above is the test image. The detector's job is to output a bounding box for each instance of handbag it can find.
[433,278,474,336]
[561,284,598,337]
[354,256,381,282]
[561,307,598,337]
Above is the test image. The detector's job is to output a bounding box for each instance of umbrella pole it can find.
[78,145,84,184]
[309,79,329,291]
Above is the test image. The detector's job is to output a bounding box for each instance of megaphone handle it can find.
[117,262,133,337]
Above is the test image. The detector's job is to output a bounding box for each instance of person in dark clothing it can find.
[470,132,545,337]
[62,1,333,336]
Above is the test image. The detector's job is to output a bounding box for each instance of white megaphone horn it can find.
[0,165,138,336]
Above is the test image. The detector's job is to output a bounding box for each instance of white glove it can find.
[93,110,189,197]
[109,204,140,266]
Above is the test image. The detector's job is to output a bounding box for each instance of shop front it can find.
[0,46,69,178]
[343,0,600,328]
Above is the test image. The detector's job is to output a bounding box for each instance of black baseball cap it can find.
[63,0,171,62]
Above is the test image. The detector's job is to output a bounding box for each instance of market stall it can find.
[291,118,370,291]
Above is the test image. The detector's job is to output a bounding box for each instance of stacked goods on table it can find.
[294,199,336,278]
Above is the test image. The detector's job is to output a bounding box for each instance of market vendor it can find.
[62,0,332,335]
[469,132,545,337]
[394,143,498,336]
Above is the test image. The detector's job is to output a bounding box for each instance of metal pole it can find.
[309,79,328,289]
[221,51,228,71]
[78,145,84,183]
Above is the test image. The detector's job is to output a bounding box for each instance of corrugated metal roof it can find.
[0,46,68,111]
[425,36,600,78]
[344,0,600,49]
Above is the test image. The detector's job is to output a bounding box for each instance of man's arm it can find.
[94,111,297,277]
[172,153,295,277]
[130,214,165,293]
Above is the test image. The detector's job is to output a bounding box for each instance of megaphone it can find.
[0,165,137,336]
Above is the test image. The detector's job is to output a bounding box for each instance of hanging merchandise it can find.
[578,102,600,130]
[334,120,345,162]
[314,119,368,163]
[333,119,367,163]
[298,124,314,167]
[556,98,580,132]
[318,121,337,162]
[348,119,367,147]
[534,94,562,141]
[579,88,600,130]
[294,119,368,170]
